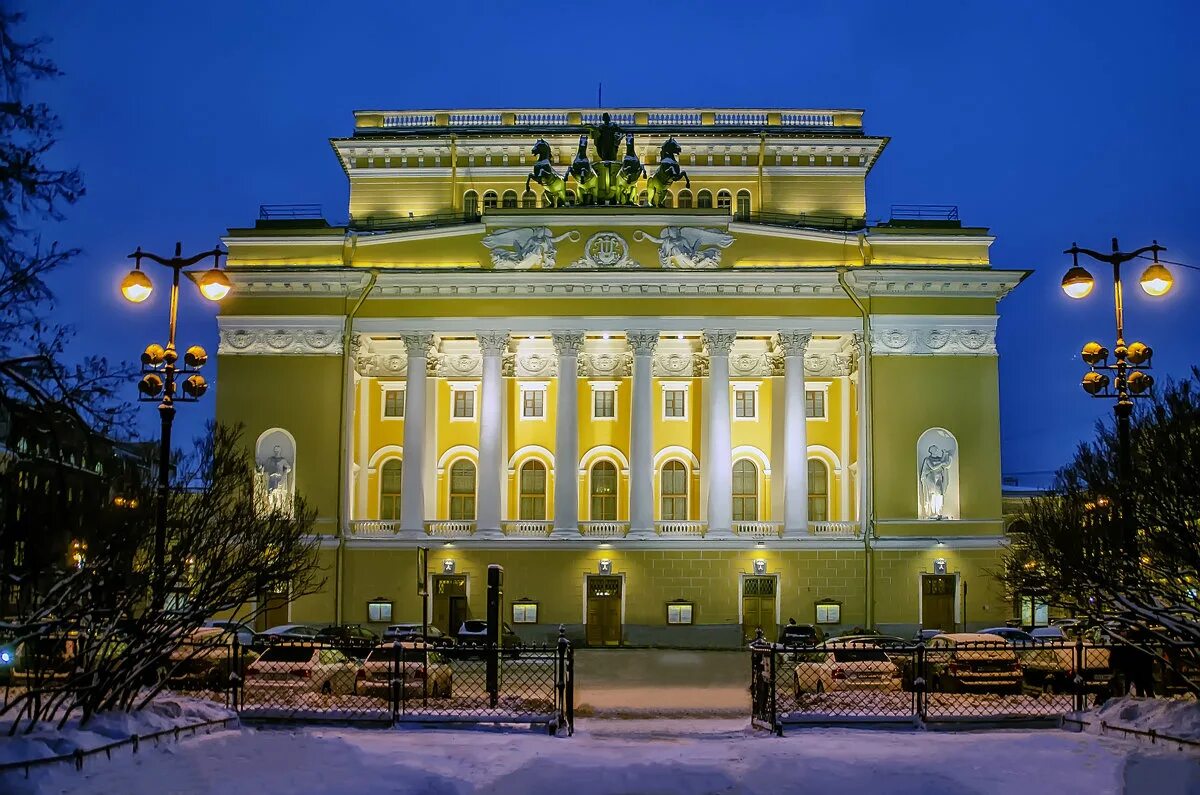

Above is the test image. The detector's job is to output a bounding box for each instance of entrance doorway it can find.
[585,575,622,646]
[432,574,469,635]
[921,574,957,633]
[741,576,777,643]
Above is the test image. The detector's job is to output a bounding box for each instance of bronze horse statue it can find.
[565,134,599,205]
[615,133,646,205]
[645,137,690,207]
[526,138,567,207]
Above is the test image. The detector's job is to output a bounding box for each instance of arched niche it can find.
[916,427,959,520]
[255,428,296,517]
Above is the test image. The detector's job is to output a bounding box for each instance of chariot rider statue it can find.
[587,111,624,163]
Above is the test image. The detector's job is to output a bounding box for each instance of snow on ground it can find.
[4,718,1198,795]
[0,695,234,768]
[1072,696,1200,741]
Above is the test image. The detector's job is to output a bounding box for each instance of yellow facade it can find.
[217,107,1025,645]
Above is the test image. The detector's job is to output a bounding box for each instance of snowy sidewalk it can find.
[574,649,749,717]
[5,718,1197,794]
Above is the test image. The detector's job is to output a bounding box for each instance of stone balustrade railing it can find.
[810,521,861,537]
[372,109,843,131]
[424,521,477,538]
[578,521,630,539]
[501,520,554,538]
[654,520,707,538]
[731,521,784,539]
[346,519,861,540]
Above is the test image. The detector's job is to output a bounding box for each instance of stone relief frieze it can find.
[433,353,482,378]
[512,351,557,378]
[652,351,697,377]
[218,325,342,356]
[871,325,997,356]
[568,231,643,269]
[578,351,631,378]
[729,351,774,377]
[481,227,579,270]
[634,227,735,269]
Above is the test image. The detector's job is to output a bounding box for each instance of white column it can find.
[852,331,868,528]
[475,330,509,534]
[626,330,659,535]
[400,332,433,533]
[840,368,852,521]
[703,330,737,535]
[552,331,585,532]
[356,373,369,519]
[779,330,812,535]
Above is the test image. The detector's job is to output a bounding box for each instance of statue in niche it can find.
[255,436,295,517]
[919,443,954,519]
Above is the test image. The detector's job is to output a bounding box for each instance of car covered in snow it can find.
[381,623,455,647]
[161,627,255,690]
[251,624,321,650]
[359,642,453,699]
[922,633,1023,694]
[777,623,824,646]
[792,644,903,693]
[245,644,364,695]
[456,620,521,657]
[978,626,1112,694]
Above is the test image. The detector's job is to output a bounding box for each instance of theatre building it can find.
[216,107,1025,647]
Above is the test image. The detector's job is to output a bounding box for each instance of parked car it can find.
[978,627,1036,644]
[163,627,255,690]
[251,624,321,649]
[914,628,943,643]
[382,623,454,647]
[203,619,255,647]
[923,633,1023,694]
[245,644,364,695]
[793,644,902,694]
[777,623,824,646]
[316,625,379,657]
[1030,626,1067,641]
[360,643,453,699]
[456,620,521,657]
[829,634,911,664]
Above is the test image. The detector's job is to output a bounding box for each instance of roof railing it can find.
[259,203,324,220]
[889,204,959,222]
[373,109,842,131]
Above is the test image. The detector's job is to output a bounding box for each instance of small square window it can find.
[664,389,687,418]
[384,389,405,418]
[666,602,694,625]
[368,599,393,623]
[815,601,841,625]
[512,602,538,624]
[593,389,616,419]
[735,390,756,418]
[805,389,826,419]
[522,389,544,418]
[453,389,475,419]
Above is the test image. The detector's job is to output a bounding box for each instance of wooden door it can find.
[742,576,777,643]
[921,575,956,633]
[432,575,468,634]
[585,576,622,646]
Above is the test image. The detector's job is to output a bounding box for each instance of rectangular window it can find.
[512,603,539,624]
[664,389,687,418]
[593,389,616,419]
[666,602,694,625]
[735,390,756,419]
[384,389,405,418]
[453,389,475,419]
[522,389,544,418]
[805,389,826,419]
[368,600,393,623]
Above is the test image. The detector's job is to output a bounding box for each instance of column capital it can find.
[702,329,737,356]
[625,330,660,356]
[776,330,812,357]
[476,330,511,356]
[551,331,586,357]
[401,332,435,357]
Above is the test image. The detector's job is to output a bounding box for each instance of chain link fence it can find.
[750,631,1197,734]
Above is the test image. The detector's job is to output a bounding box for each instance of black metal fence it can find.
[751,633,1197,734]
[232,632,574,734]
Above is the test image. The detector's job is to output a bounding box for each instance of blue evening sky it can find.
[19,1,1200,480]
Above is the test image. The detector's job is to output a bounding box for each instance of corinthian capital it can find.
[625,330,659,356]
[401,332,435,358]
[702,329,737,356]
[551,331,586,357]
[776,330,812,357]
[476,330,511,356]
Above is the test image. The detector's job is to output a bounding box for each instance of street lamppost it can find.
[1060,237,1173,548]
[120,242,231,609]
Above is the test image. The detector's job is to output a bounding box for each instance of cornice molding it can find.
[869,315,999,357]
[217,316,344,356]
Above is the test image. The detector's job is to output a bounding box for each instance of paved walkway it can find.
[573,649,750,716]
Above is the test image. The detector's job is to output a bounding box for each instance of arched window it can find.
[380,459,402,520]
[677,189,693,209]
[732,459,758,521]
[521,190,538,208]
[590,461,618,521]
[449,460,477,520]
[542,191,554,208]
[463,190,479,218]
[662,190,674,209]
[501,190,518,209]
[518,460,547,520]
[660,460,688,520]
[482,191,498,210]
[735,190,751,220]
[638,190,648,206]
[565,189,576,205]
[697,189,713,209]
[808,459,829,522]
[716,190,732,211]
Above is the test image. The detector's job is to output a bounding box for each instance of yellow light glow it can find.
[1061,265,1094,299]
[1139,263,1173,297]
[121,269,153,303]
[197,267,232,301]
